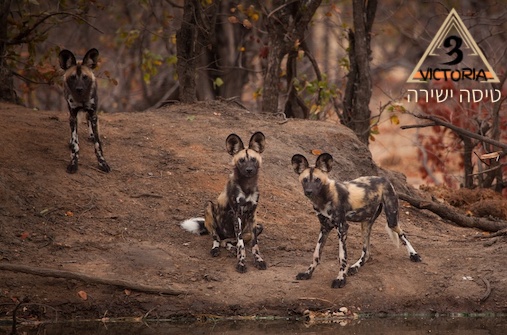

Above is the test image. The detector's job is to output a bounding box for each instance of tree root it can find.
[478,276,492,303]
[486,227,507,237]
[0,263,184,295]
[398,193,507,232]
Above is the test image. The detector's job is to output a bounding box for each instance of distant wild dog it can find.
[59,48,110,174]
[181,132,267,273]
[291,153,421,288]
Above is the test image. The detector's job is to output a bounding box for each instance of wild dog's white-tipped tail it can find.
[181,218,206,235]
[385,223,400,248]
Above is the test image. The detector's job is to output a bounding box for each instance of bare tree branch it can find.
[8,11,103,45]
[402,112,507,153]
[301,40,323,105]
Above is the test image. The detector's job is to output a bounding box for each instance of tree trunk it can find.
[283,49,309,118]
[176,0,199,103]
[262,42,284,113]
[262,3,288,114]
[483,75,507,192]
[261,0,322,115]
[176,0,220,103]
[462,136,474,188]
[214,0,250,99]
[0,0,17,103]
[340,0,377,144]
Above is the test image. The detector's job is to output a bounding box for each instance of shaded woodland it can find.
[1,0,507,195]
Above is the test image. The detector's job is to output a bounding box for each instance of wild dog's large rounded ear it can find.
[248,131,265,153]
[291,154,309,174]
[83,48,99,69]
[58,49,76,70]
[226,133,245,156]
[315,153,333,172]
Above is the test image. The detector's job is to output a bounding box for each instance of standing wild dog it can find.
[59,48,110,174]
[291,153,421,288]
[181,132,267,273]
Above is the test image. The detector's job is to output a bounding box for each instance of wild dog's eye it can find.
[315,177,321,183]
[239,158,245,163]
[82,75,88,80]
[251,157,257,162]
[302,177,308,183]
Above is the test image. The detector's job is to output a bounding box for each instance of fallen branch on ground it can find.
[398,193,507,232]
[0,263,184,295]
[483,227,507,237]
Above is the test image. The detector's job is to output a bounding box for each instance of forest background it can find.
[2,0,507,194]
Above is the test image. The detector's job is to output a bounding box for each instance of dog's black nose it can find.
[304,190,313,197]
[246,167,254,174]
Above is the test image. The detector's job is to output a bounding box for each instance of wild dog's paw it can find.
[331,277,346,288]
[296,272,312,280]
[99,161,111,173]
[236,262,247,273]
[410,253,422,262]
[254,260,267,270]
[67,162,78,174]
[210,247,220,257]
[347,266,359,276]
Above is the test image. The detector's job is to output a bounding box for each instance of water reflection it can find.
[2,316,507,335]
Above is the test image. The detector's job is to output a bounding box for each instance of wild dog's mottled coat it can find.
[181,132,267,273]
[59,48,110,174]
[292,153,421,288]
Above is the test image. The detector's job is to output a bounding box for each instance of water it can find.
[2,316,507,335]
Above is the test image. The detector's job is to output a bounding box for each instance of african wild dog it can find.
[181,132,267,273]
[59,48,110,174]
[291,153,421,288]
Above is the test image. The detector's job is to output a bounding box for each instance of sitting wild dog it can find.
[291,153,421,288]
[59,48,110,174]
[181,132,267,273]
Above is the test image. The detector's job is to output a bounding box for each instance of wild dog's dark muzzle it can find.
[239,162,258,177]
[302,180,321,199]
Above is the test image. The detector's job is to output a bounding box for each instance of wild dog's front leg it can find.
[86,112,95,142]
[234,216,247,273]
[251,223,266,270]
[87,110,110,173]
[67,110,79,174]
[332,220,349,288]
[297,215,332,280]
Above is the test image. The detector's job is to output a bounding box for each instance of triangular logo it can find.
[407,8,499,83]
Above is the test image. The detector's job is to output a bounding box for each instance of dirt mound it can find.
[1,101,506,321]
